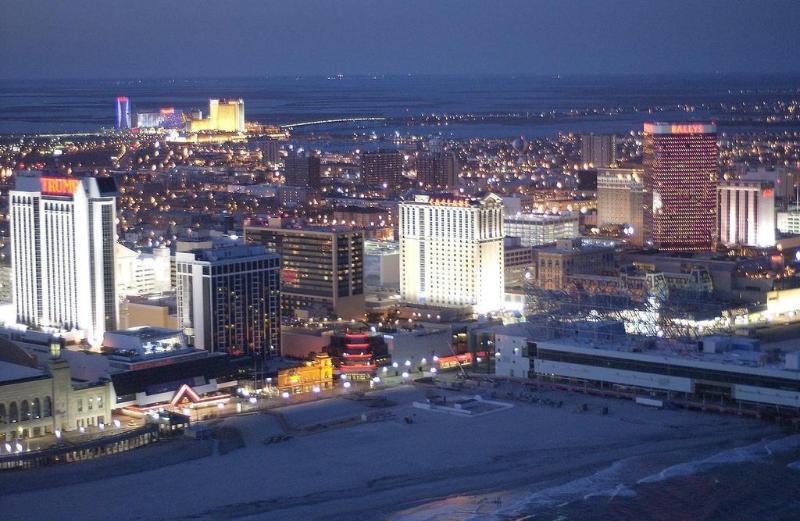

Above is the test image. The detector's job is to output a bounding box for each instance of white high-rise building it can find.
[717,180,776,248]
[400,194,504,313]
[10,173,118,346]
[115,244,172,298]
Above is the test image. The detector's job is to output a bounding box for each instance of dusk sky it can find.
[1,0,800,79]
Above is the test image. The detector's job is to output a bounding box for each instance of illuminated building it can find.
[361,149,403,188]
[643,122,718,251]
[596,168,645,245]
[115,96,131,129]
[580,134,615,168]
[504,212,579,247]
[277,353,333,394]
[416,152,458,188]
[188,99,245,132]
[777,209,800,235]
[244,225,364,320]
[284,149,321,189]
[717,180,776,248]
[10,173,118,346]
[135,108,184,129]
[0,338,114,439]
[115,244,171,298]
[400,194,505,313]
[364,240,400,289]
[175,245,280,357]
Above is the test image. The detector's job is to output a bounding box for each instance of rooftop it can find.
[0,361,47,385]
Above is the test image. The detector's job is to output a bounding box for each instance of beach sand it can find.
[0,383,789,521]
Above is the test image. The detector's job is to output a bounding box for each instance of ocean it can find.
[1,75,800,138]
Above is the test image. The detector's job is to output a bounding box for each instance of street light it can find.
[343,381,352,389]
[401,372,409,379]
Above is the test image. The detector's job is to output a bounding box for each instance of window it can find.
[20,400,30,421]
[8,402,18,423]
[0,404,5,424]
[32,398,41,419]
[77,399,83,413]
[97,395,103,409]
[43,397,52,417]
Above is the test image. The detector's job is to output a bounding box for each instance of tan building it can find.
[277,353,333,394]
[119,295,178,329]
[533,238,617,291]
[0,339,113,442]
[596,168,645,246]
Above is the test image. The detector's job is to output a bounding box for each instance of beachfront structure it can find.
[175,245,280,357]
[244,224,365,320]
[10,173,119,346]
[400,193,505,313]
[499,332,800,413]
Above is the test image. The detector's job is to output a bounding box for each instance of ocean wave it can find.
[637,434,800,485]
[482,457,641,520]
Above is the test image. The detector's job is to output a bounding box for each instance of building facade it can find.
[284,149,321,189]
[504,213,579,247]
[175,246,280,357]
[10,173,118,346]
[643,122,718,251]
[400,193,505,313]
[244,225,365,320]
[580,134,615,168]
[361,149,403,188]
[717,180,776,248]
[596,168,645,245]
[416,152,458,188]
[115,96,131,129]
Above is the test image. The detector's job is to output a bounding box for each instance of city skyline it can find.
[1,1,800,79]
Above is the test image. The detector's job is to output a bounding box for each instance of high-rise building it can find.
[416,152,458,188]
[262,139,282,164]
[10,173,119,346]
[115,96,131,129]
[188,99,245,132]
[643,122,718,251]
[399,194,505,313]
[284,149,321,189]
[596,167,645,245]
[717,180,776,248]
[175,245,280,357]
[504,213,579,247]
[361,150,403,188]
[580,134,615,168]
[244,224,365,320]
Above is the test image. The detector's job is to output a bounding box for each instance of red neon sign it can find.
[40,177,80,196]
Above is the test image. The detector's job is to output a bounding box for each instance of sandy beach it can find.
[0,383,793,521]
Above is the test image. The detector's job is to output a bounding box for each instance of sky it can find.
[1,0,799,79]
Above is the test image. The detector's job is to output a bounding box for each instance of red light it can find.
[40,177,79,195]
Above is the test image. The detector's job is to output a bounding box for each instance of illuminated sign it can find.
[669,124,706,134]
[40,177,80,196]
[762,188,774,198]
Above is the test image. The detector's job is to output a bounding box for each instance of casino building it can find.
[643,122,718,251]
[10,173,118,346]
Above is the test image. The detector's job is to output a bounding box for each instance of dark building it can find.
[262,139,282,164]
[580,134,615,168]
[175,246,281,357]
[244,225,365,320]
[416,152,458,188]
[361,149,403,188]
[284,149,321,189]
